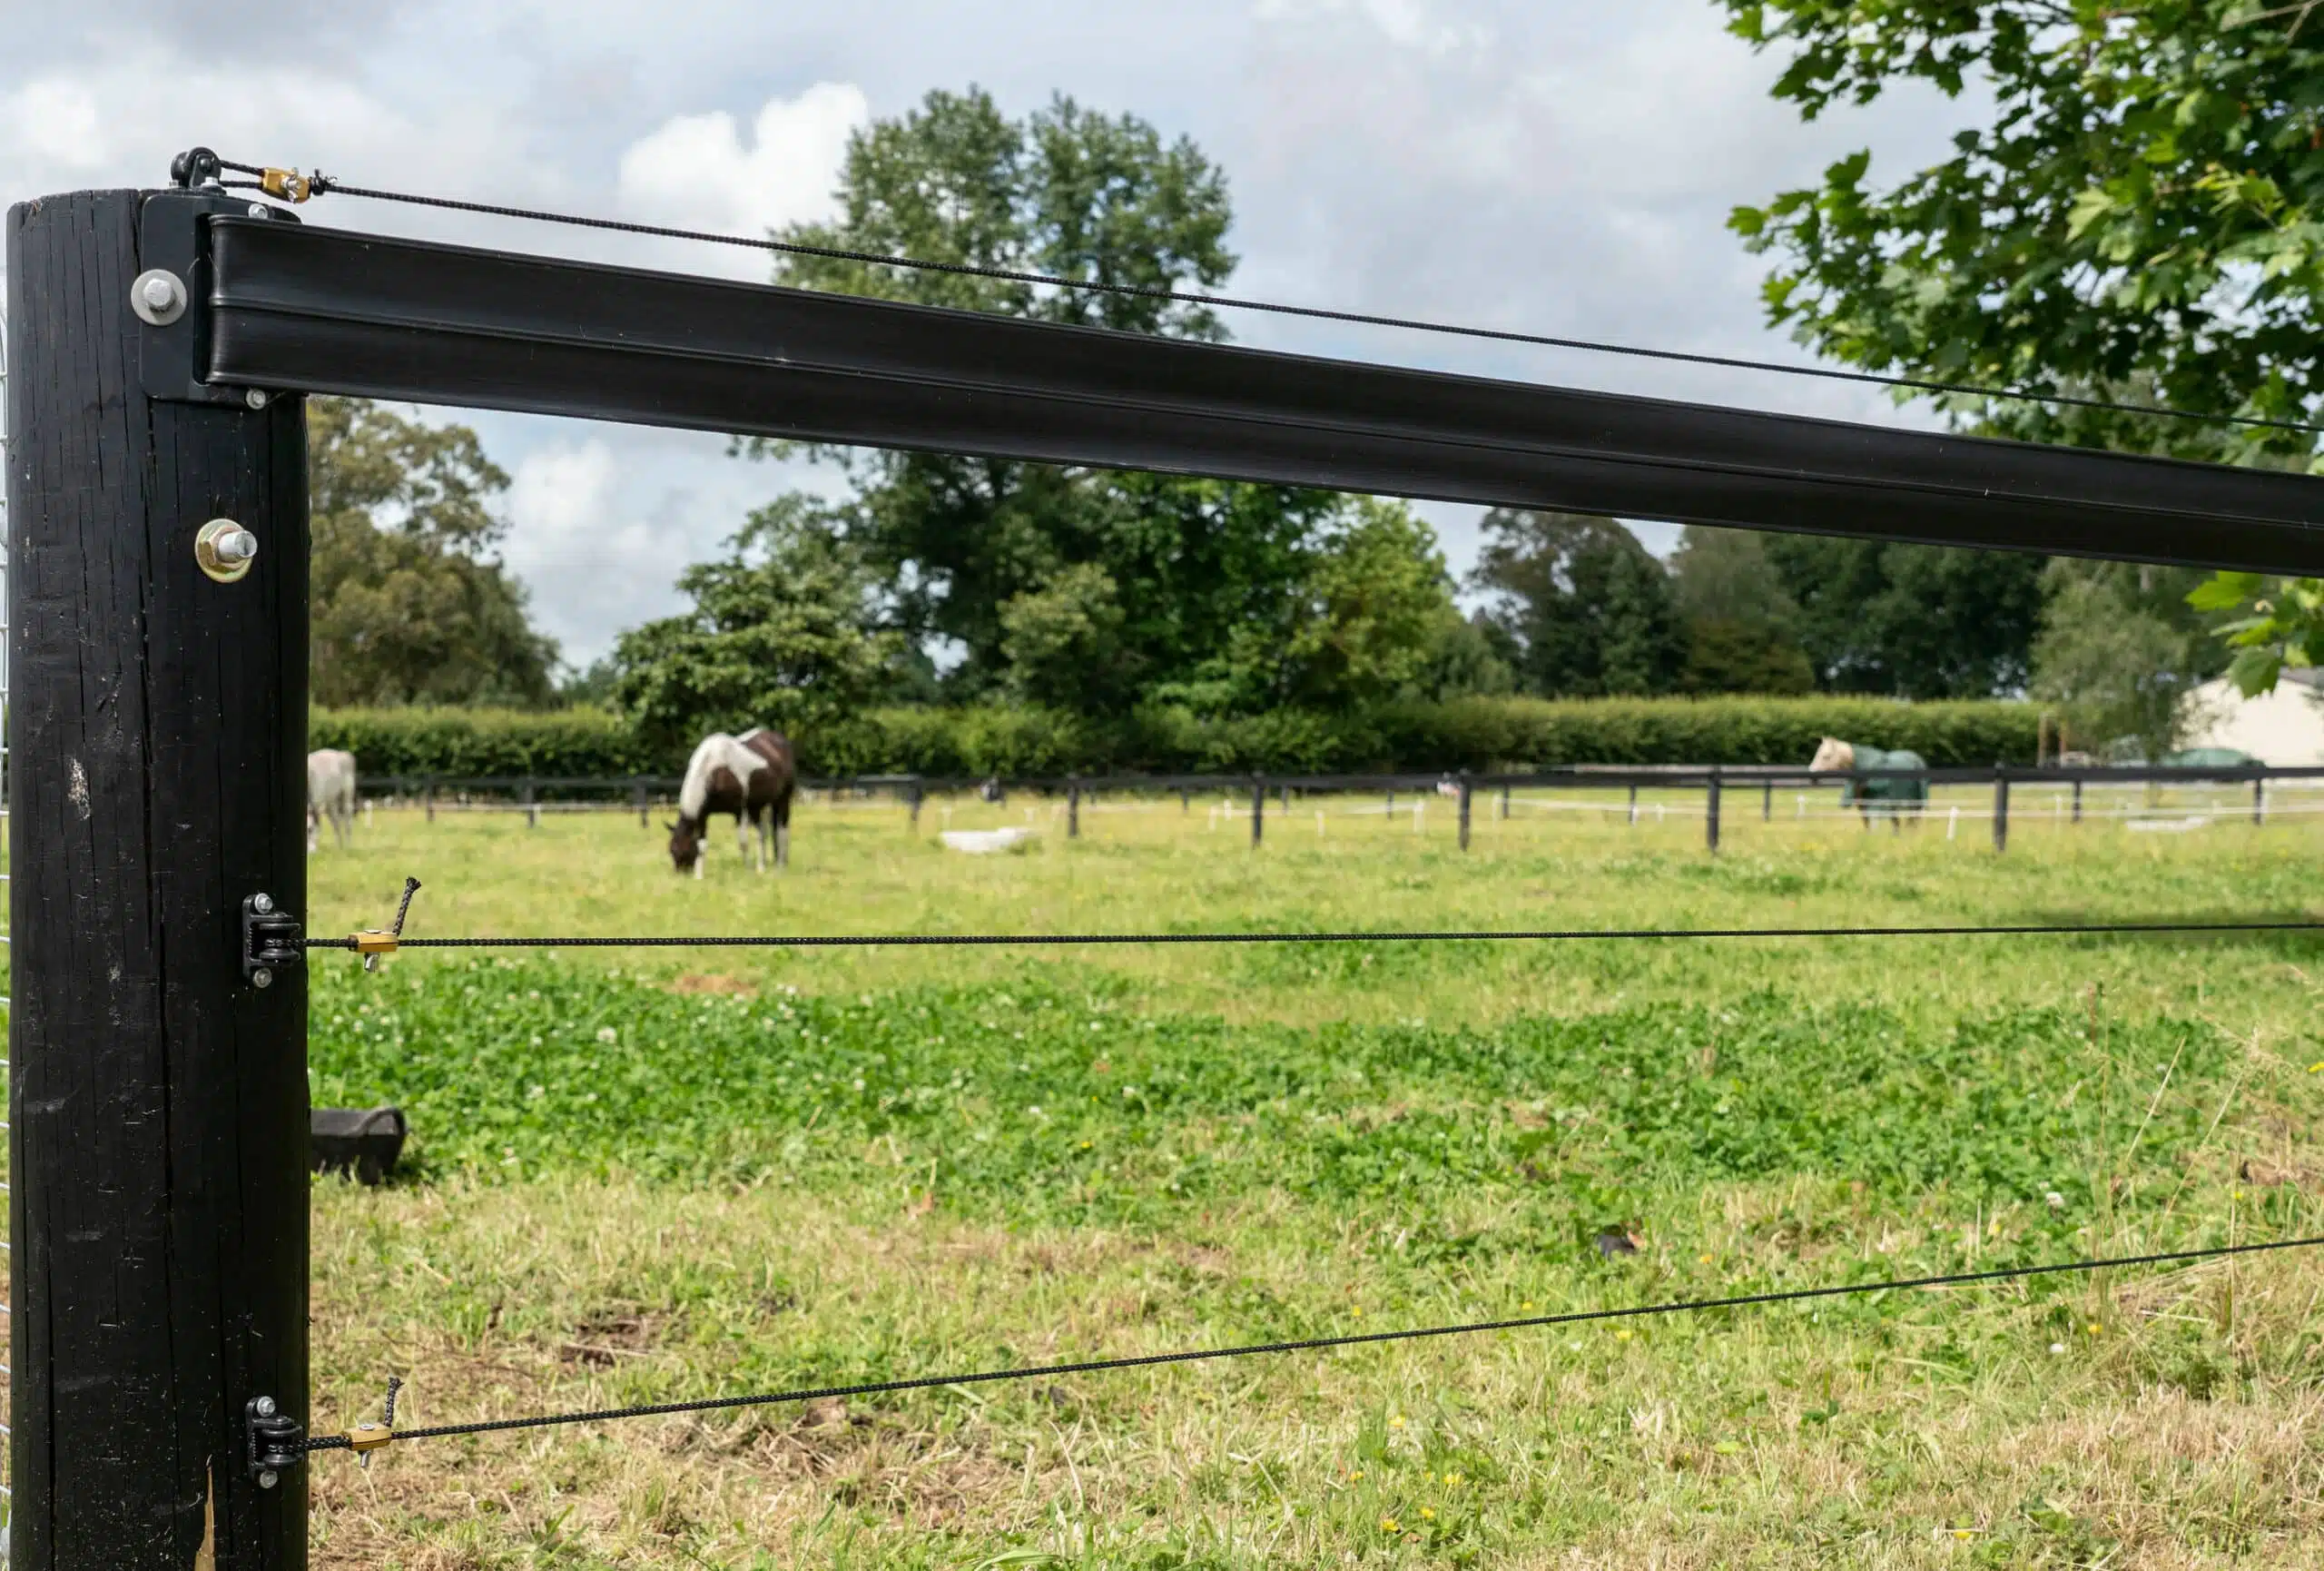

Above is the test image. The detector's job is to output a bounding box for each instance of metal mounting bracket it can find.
[241,894,303,989]
[245,1397,304,1487]
[137,188,298,406]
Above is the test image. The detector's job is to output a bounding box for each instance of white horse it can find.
[308,748,357,852]
[669,729,795,876]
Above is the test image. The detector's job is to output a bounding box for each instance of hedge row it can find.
[313,697,2041,778]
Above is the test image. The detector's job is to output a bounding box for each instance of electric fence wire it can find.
[310,917,2324,954]
[190,153,2324,441]
[300,1233,2324,1457]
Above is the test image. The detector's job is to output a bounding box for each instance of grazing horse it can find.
[1809,737,1928,829]
[308,748,357,852]
[668,729,795,876]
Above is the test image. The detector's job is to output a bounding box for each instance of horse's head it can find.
[1808,737,1856,774]
[666,817,704,873]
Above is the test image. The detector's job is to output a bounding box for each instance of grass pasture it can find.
[302,789,2324,1567]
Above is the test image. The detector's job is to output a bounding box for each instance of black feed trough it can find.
[310,1106,409,1184]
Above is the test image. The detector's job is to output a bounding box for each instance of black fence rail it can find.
[350,762,2324,853]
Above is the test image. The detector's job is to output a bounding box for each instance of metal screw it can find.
[257,1469,279,1490]
[129,268,188,326]
[245,389,271,410]
[197,519,261,583]
[251,967,273,990]
[248,203,270,219]
[252,893,274,914]
[253,1396,277,1418]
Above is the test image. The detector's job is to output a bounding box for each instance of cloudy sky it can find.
[3,0,1976,667]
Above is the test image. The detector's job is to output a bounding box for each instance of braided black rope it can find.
[196,154,2324,440]
[301,1233,2324,1454]
[307,917,2324,953]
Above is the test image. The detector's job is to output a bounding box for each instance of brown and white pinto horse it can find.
[668,728,796,875]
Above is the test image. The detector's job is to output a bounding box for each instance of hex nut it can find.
[196,519,259,584]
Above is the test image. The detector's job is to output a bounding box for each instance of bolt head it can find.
[254,1396,277,1417]
[257,1469,279,1490]
[129,268,189,326]
[244,388,271,410]
[249,203,270,219]
[251,966,274,990]
[252,893,275,914]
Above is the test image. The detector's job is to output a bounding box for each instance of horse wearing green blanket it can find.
[1809,738,1928,829]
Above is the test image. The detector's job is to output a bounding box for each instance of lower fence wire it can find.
[304,1235,2324,1458]
[309,917,2324,954]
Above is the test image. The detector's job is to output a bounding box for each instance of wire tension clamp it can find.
[350,876,423,971]
[350,1376,403,1468]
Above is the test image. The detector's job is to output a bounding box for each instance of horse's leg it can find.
[307,805,319,855]
[776,795,792,870]
[737,811,752,867]
[752,806,766,874]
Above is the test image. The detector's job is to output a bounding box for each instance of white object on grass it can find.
[941,826,1039,855]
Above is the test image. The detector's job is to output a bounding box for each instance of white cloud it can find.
[1253,0,1486,56]
[1,0,2001,653]
[501,439,684,666]
[617,83,867,241]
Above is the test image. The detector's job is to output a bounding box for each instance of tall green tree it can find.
[1719,0,2324,461]
[611,497,906,746]
[308,398,559,707]
[1763,538,2045,698]
[1667,527,1814,694]
[1470,512,1684,697]
[2033,559,2225,760]
[750,86,1374,707]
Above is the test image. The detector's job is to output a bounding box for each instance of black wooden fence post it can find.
[1067,774,1080,839]
[1457,772,1473,851]
[1705,768,1722,854]
[2071,779,2083,825]
[1762,778,1773,821]
[1251,774,1265,847]
[2253,776,2266,826]
[633,778,649,827]
[8,188,311,1567]
[908,779,923,830]
[1993,766,2011,853]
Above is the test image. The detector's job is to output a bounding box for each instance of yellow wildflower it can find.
[1421,1507,1436,1520]
[1380,1517,1400,1533]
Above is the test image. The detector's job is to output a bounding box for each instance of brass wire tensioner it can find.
[167,146,330,203]
[351,876,423,969]
[349,1377,402,1467]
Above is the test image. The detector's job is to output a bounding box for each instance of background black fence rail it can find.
[349,762,2324,853]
